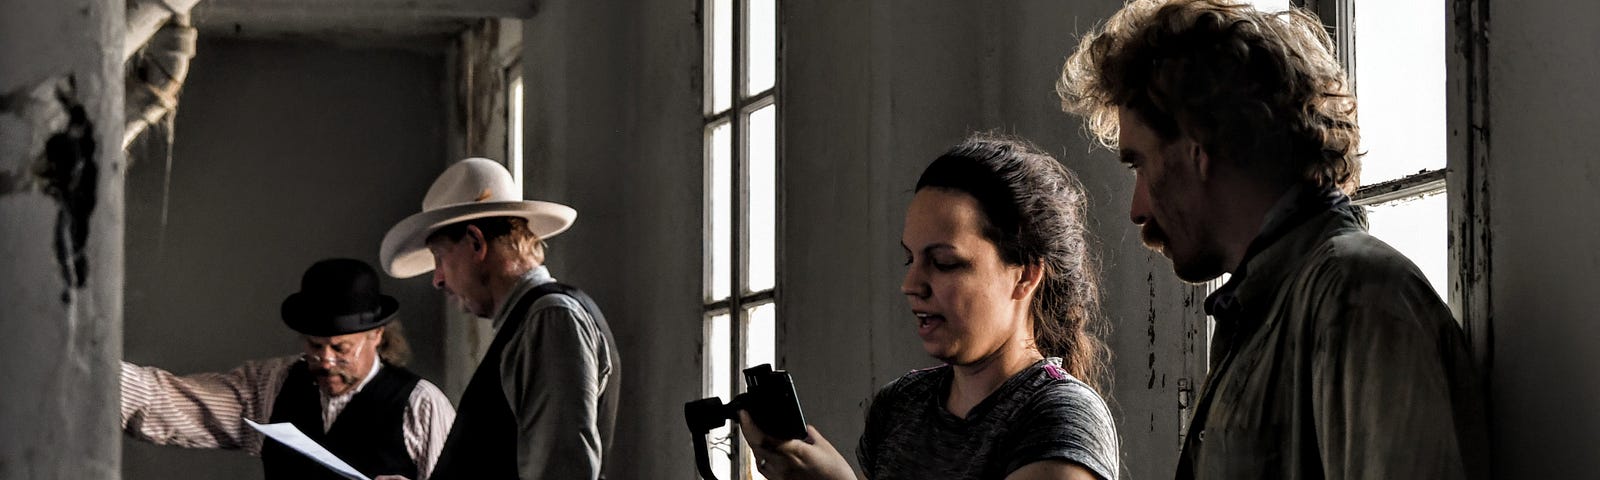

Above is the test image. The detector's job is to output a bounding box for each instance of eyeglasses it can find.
[302,337,369,366]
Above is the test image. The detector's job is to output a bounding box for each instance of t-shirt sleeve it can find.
[856,376,905,474]
[856,386,884,473]
[1005,381,1120,480]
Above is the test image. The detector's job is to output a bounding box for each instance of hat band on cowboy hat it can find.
[380,157,576,279]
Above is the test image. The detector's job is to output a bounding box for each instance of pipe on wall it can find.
[123,15,196,150]
[125,0,203,62]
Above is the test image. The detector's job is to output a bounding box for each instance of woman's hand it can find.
[737,411,859,480]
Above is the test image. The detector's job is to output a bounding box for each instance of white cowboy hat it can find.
[380,157,576,278]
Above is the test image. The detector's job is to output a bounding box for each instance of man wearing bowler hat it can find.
[121,258,456,480]
[376,158,620,480]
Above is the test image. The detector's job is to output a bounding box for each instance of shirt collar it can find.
[355,356,382,391]
[1204,183,1353,318]
[490,265,556,330]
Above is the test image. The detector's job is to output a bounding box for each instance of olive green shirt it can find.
[1177,193,1490,480]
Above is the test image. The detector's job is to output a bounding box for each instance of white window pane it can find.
[1244,0,1290,12]
[746,0,777,95]
[712,0,733,114]
[710,122,733,301]
[707,313,732,400]
[1355,0,1445,185]
[744,303,776,369]
[741,303,775,480]
[1365,192,1448,299]
[747,105,777,292]
[509,74,524,195]
[744,447,768,480]
[705,313,734,480]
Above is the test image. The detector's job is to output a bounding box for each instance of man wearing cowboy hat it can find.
[120,258,457,480]
[376,157,620,480]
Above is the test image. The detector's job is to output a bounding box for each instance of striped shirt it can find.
[120,356,456,479]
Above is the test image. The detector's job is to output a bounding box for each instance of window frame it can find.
[1305,0,1487,352]
[702,0,782,478]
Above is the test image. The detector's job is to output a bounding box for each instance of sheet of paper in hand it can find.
[245,419,372,480]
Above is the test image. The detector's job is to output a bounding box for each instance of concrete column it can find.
[0,0,125,478]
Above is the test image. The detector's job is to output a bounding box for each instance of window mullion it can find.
[729,0,749,478]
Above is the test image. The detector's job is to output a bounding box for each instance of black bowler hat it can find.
[280,258,400,336]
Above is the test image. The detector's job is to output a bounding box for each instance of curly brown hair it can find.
[1058,0,1361,192]
[916,133,1110,392]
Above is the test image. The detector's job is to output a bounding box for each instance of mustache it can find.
[310,367,357,385]
[1140,222,1168,251]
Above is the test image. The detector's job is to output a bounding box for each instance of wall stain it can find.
[1146,271,1157,389]
[34,77,99,303]
[0,89,35,197]
[0,169,23,196]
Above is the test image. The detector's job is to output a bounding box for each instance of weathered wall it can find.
[1485,0,1600,477]
[780,2,1201,478]
[120,37,449,479]
[520,0,705,477]
[0,0,125,478]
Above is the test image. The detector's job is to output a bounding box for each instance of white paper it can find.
[245,419,373,480]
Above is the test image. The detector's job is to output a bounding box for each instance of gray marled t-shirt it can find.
[857,358,1119,480]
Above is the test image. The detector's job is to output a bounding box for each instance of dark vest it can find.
[430,282,621,480]
[261,359,422,480]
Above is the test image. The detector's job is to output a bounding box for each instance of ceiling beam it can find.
[195,0,537,21]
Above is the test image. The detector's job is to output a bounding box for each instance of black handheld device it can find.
[684,364,808,480]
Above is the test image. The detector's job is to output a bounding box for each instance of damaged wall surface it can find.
[120,36,449,479]
[0,0,125,478]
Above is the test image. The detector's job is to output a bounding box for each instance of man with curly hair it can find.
[1058,1,1489,478]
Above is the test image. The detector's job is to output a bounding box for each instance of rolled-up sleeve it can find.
[499,297,606,480]
[404,379,458,480]
[120,356,293,454]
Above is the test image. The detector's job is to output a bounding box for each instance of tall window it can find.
[703,0,779,478]
[1345,0,1448,298]
[508,65,525,193]
[1242,0,1449,297]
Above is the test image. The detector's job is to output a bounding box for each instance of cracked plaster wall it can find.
[0,0,125,478]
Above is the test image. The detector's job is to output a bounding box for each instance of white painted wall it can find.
[521,0,705,477]
[1485,0,1600,476]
